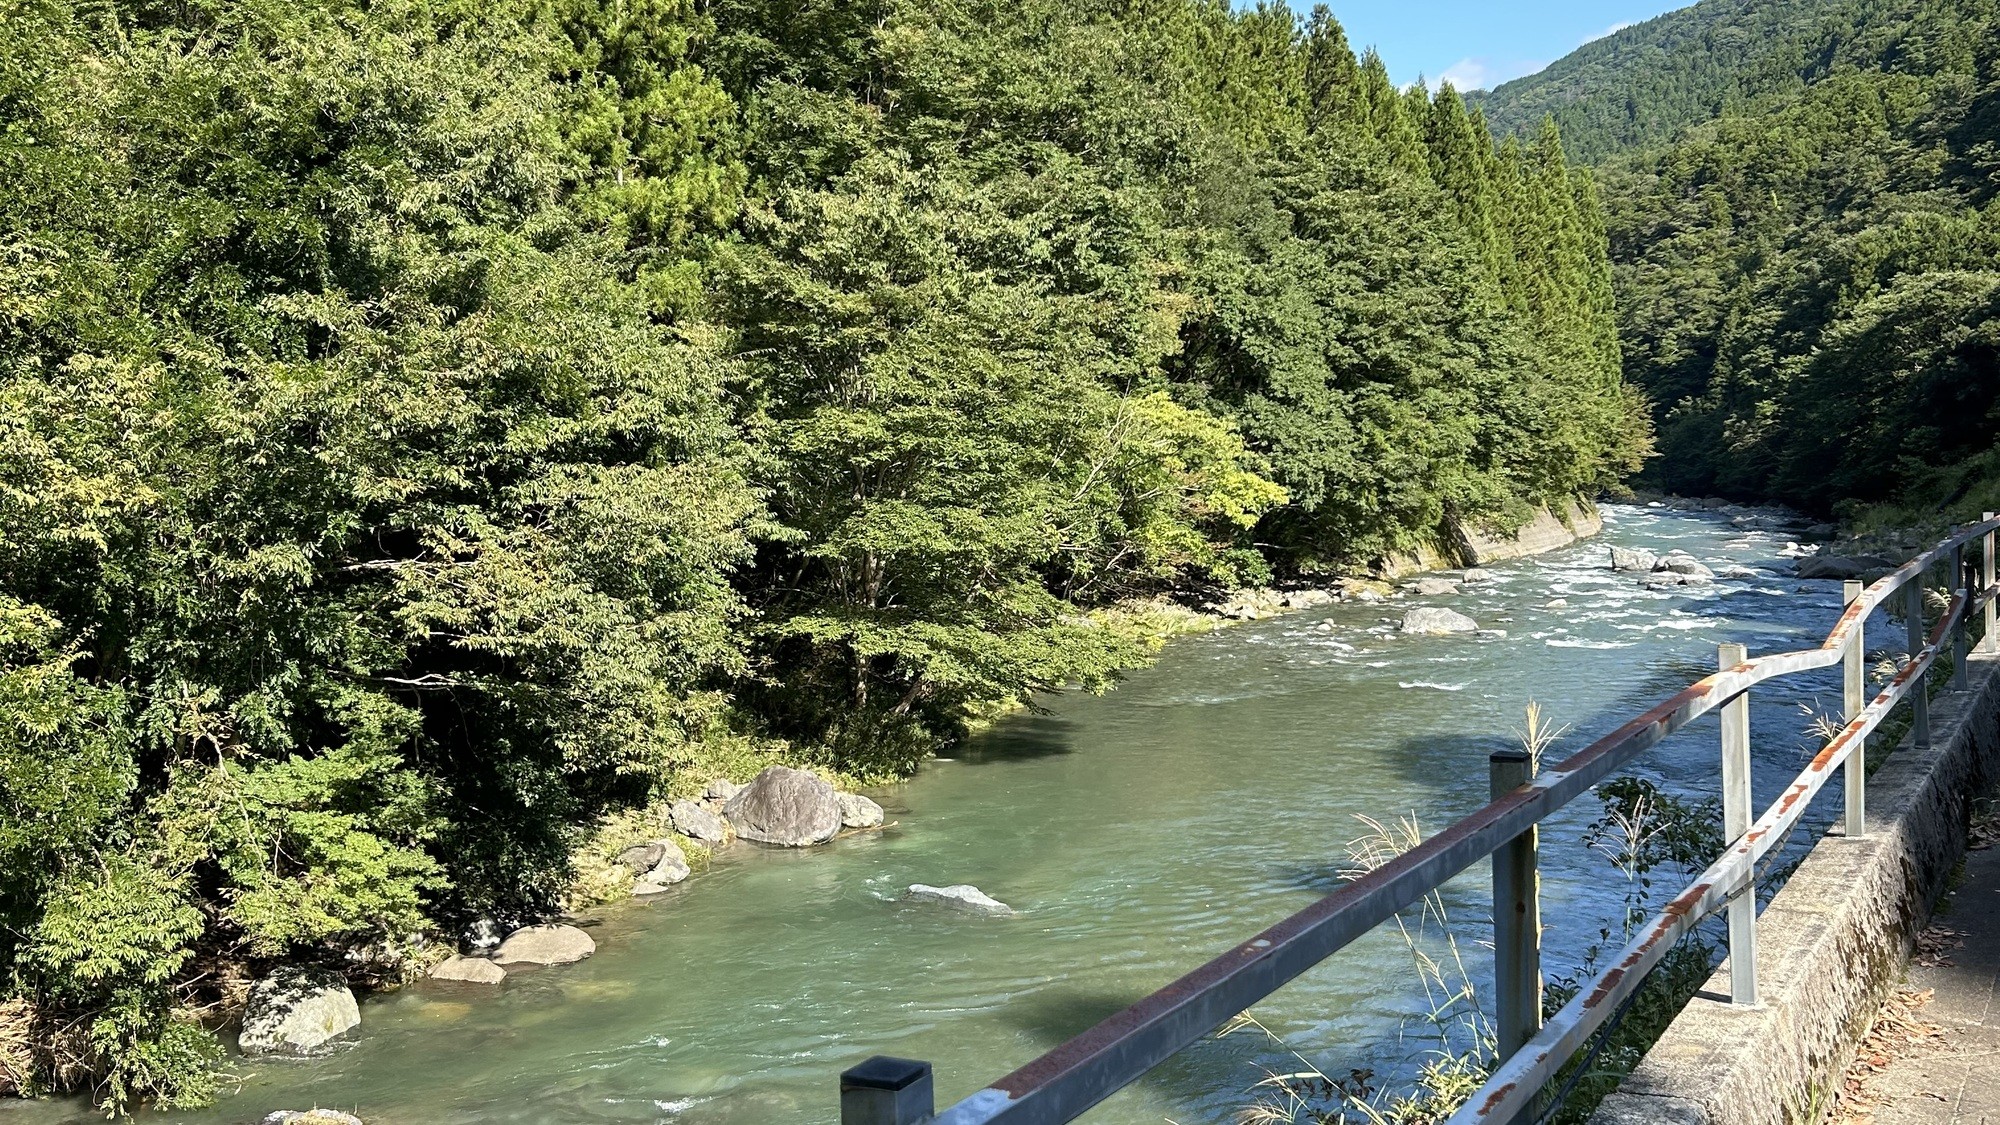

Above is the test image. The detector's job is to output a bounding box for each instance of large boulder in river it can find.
[668,799,728,844]
[907,884,1014,915]
[1400,607,1479,635]
[1409,578,1461,597]
[724,766,842,846]
[429,955,506,984]
[493,924,595,966]
[837,792,885,829]
[238,969,361,1057]
[1653,553,1714,580]
[1609,546,1658,572]
[1797,554,1899,581]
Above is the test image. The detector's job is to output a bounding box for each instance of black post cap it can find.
[841,1056,932,1092]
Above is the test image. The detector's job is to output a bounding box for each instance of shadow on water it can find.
[956,713,1075,764]
[1001,985,1147,1048]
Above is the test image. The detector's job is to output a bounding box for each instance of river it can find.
[7,502,1879,1125]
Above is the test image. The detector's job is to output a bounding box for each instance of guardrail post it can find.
[1984,513,1996,654]
[842,1057,935,1125]
[1952,544,1970,690]
[1489,749,1542,1058]
[1908,580,1931,750]
[1719,643,1758,1005]
[1843,581,1866,838]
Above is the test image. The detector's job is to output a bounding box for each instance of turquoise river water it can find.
[4,503,1891,1125]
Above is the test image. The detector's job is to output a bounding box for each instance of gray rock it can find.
[1460,568,1496,583]
[615,842,667,873]
[428,955,505,984]
[1804,523,1840,539]
[1400,607,1479,635]
[1544,598,1569,608]
[633,840,690,893]
[668,799,728,844]
[1654,553,1715,579]
[1797,554,1899,581]
[906,884,1014,915]
[493,924,595,966]
[1354,589,1387,604]
[836,792,885,829]
[238,969,361,1057]
[1609,546,1658,572]
[262,1113,366,1125]
[701,779,742,804]
[724,766,842,847]
[1409,578,1461,597]
[1717,565,1760,580]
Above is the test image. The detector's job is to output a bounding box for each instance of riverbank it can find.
[6,500,1899,1125]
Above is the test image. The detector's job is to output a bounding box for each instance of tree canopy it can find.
[0,0,1644,1105]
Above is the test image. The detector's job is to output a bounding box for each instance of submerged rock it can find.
[836,792,885,829]
[429,955,505,984]
[1400,607,1479,635]
[907,884,1014,915]
[724,766,842,847]
[1717,565,1760,580]
[263,1112,366,1125]
[239,969,361,1057]
[493,924,595,966]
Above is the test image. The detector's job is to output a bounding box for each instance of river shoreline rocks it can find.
[493,924,595,966]
[238,970,361,1057]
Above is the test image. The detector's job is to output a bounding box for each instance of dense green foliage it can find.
[1470,0,1859,163]
[1482,0,2000,520]
[0,0,1643,1105]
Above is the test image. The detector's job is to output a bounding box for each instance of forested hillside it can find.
[1481,0,2000,520]
[1470,0,1857,162]
[0,0,1641,1105]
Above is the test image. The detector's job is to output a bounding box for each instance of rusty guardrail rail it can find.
[840,514,2000,1125]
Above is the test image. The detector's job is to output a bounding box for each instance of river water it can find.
[11,503,1886,1125]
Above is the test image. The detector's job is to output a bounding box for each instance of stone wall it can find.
[1587,651,2000,1125]
[1457,499,1602,565]
[1378,498,1602,578]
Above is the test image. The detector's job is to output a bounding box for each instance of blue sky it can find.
[1292,2,1690,91]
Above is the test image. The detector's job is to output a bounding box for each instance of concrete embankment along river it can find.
[18,502,1887,1125]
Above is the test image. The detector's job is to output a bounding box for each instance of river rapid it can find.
[8,503,1885,1125]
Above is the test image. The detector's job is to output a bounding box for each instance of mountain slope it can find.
[1480,0,2000,520]
[1471,0,1866,163]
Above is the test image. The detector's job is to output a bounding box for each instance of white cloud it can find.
[1584,20,1638,44]
[1435,56,1549,92]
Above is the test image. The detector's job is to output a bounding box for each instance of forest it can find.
[1481,0,2000,521]
[0,0,1642,1105]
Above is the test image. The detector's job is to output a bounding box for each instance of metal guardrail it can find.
[840,514,2000,1125]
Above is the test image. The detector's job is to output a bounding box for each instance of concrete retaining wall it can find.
[1459,500,1601,565]
[1587,651,2000,1125]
